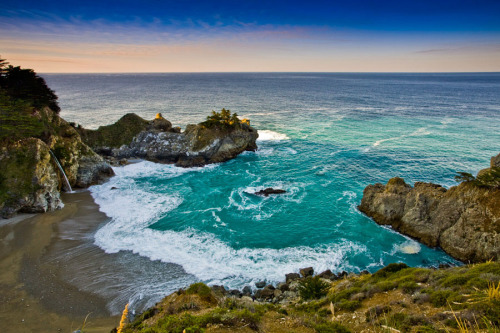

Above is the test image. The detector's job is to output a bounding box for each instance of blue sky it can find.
[1,0,500,72]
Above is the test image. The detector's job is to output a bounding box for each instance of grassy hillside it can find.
[119,262,499,333]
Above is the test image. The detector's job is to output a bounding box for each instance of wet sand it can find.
[0,191,119,333]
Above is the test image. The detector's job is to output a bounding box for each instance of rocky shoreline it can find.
[359,153,500,263]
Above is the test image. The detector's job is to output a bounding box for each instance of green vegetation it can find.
[76,113,150,149]
[0,57,62,143]
[0,57,60,113]
[455,169,500,188]
[298,276,331,300]
[201,108,242,129]
[121,263,500,332]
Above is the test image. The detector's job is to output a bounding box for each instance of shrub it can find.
[201,108,241,129]
[454,172,475,183]
[336,299,361,312]
[298,276,331,300]
[373,263,409,279]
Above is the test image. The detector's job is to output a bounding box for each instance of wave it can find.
[373,127,431,147]
[257,130,290,141]
[90,166,356,289]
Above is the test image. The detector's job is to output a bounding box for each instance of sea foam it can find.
[257,130,290,141]
[90,161,364,289]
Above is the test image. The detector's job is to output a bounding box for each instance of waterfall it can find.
[49,150,73,192]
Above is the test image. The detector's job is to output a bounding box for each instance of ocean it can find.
[43,73,500,313]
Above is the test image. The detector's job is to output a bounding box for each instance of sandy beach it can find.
[0,190,119,333]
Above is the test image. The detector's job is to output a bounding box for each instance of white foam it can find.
[257,130,290,142]
[96,223,364,288]
[396,240,421,254]
[90,165,353,289]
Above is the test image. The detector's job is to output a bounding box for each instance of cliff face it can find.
[0,138,62,217]
[359,156,500,263]
[0,107,114,218]
[83,113,259,167]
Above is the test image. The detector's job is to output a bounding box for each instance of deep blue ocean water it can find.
[43,73,500,311]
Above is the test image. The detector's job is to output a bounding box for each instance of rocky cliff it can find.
[0,107,114,218]
[82,111,259,167]
[359,154,500,263]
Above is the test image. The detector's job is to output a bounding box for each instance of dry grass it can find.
[117,303,129,333]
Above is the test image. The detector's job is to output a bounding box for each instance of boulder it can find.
[285,273,301,283]
[299,267,314,278]
[255,281,266,288]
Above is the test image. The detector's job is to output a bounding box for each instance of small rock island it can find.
[77,108,258,167]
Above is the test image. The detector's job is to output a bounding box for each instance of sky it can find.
[1,0,500,72]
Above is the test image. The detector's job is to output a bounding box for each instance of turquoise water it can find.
[43,73,500,306]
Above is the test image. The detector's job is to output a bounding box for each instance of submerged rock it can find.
[359,155,500,263]
[255,188,287,196]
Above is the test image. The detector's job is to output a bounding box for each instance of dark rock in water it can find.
[111,187,118,190]
[255,188,287,197]
[299,267,314,278]
[285,273,301,283]
[359,156,500,263]
[242,286,252,296]
[255,281,266,288]
[318,269,336,280]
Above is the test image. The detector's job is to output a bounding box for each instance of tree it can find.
[0,58,60,113]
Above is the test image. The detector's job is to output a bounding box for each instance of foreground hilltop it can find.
[359,153,500,263]
[118,262,500,333]
[76,108,258,167]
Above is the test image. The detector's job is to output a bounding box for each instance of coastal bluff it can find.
[78,110,259,167]
[0,107,114,218]
[359,153,500,263]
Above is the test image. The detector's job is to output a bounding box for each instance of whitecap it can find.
[257,130,290,141]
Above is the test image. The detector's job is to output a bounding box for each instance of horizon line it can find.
[40,71,500,75]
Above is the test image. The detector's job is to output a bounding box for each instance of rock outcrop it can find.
[0,107,114,218]
[84,112,259,167]
[0,138,62,217]
[359,155,500,263]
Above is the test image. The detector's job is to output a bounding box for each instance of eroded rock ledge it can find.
[359,153,500,263]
